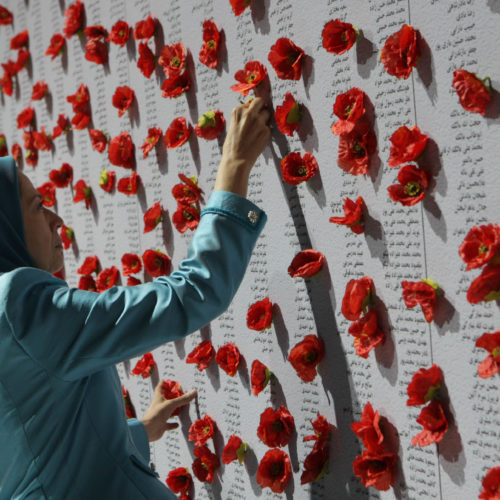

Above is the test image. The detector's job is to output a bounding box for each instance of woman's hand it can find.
[140,380,197,442]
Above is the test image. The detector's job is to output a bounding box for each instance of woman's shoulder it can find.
[0,266,67,296]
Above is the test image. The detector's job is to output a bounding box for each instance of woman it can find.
[0,98,270,499]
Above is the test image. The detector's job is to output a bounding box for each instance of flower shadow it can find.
[297,103,319,154]
[416,36,435,100]
[356,31,377,80]
[244,446,263,497]
[272,304,290,362]
[251,0,271,34]
[485,86,500,120]
[434,294,458,334]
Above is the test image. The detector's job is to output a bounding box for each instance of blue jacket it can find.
[0,159,267,499]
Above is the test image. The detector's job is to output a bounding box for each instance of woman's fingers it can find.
[164,388,197,411]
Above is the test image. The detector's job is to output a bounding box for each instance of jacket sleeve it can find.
[2,190,266,382]
[126,418,150,463]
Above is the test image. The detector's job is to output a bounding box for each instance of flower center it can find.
[171,56,180,67]
[478,243,488,255]
[247,73,256,83]
[207,39,216,49]
[272,420,284,432]
[183,210,193,220]
[203,426,211,435]
[404,182,421,197]
[492,347,500,357]
[270,461,284,477]
[304,351,317,364]
[353,142,365,157]
[344,104,353,118]
[297,166,308,177]
[424,383,440,403]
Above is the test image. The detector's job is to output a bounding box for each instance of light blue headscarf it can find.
[0,156,37,272]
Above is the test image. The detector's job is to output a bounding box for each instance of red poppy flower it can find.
[72,110,93,130]
[0,5,13,25]
[31,81,48,101]
[300,440,329,485]
[412,400,449,447]
[10,30,29,49]
[303,414,333,444]
[331,87,366,135]
[337,121,377,175]
[166,467,192,496]
[78,274,96,291]
[406,364,442,406]
[257,406,295,447]
[121,253,142,276]
[353,451,397,491]
[380,24,420,79]
[342,277,374,321]
[387,164,428,206]
[0,72,13,96]
[139,127,161,158]
[159,42,187,78]
[77,255,99,275]
[287,335,325,382]
[161,70,191,98]
[142,248,171,277]
[459,224,500,271]
[49,163,73,188]
[67,84,89,113]
[85,39,108,65]
[99,168,115,193]
[194,110,225,140]
[73,179,92,209]
[230,61,268,96]
[322,19,357,54]
[479,466,500,499]
[164,117,192,149]
[388,125,428,167]
[199,20,220,69]
[52,114,70,138]
[476,331,500,379]
[329,196,365,234]
[171,174,201,204]
[247,297,273,331]
[23,130,35,150]
[467,264,500,304]
[186,340,215,371]
[161,379,184,416]
[112,86,135,118]
[14,49,30,73]
[33,129,52,151]
[348,310,385,358]
[108,20,130,46]
[59,225,74,250]
[280,152,319,185]
[136,41,156,78]
[189,415,216,446]
[45,33,65,59]
[268,38,305,80]
[230,0,251,16]
[452,69,492,116]
[143,202,162,233]
[256,448,291,493]
[96,266,120,293]
[275,93,301,136]
[251,359,271,396]
[88,129,107,153]
[130,352,156,378]
[0,135,6,157]
[127,276,142,286]
[63,0,84,38]
[134,14,156,41]
[11,143,21,161]
[25,149,38,167]
[287,249,325,278]
[172,204,200,233]
[222,435,247,465]
[84,25,107,41]
[122,385,137,419]
[401,279,439,322]
[108,132,135,169]
[215,343,241,376]
[17,106,34,129]
[351,402,384,453]
[37,182,56,207]
[192,445,220,483]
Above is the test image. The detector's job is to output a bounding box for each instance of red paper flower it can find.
[164,117,192,149]
[351,402,384,453]
[186,340,215,371]
[194,110,225,140]
[77,255,99,275]
[342,277,374,321]
[14,49,30,72]
[84,39,108,65]
[52,114,70,138]
[161,71,191,98]
[10,30,29,49]
[222,435,247,465]
[134,14,156,41]
[256,448,291,493]
[161,379,184,416]
[25,150,38,168]
[172,174,202,204]
[230,0,251,16]
[127,276,142,286]
[108,132,135,169]
[0,72,13,96]
[406,364,442,406]
[99,168,115,192]
[329,196,365,234]
[287,249,325,278]
[139,127,161,158]
[33,129,52,151]
[89,129,107,153]
[112,86,134,117]
[401,279,439,322]
[300,441,330,485]
[348,310,385,358]
[31,81,48,100]
[17,106,34,129]
[337,121,377,175]
[287,335,325,382]
[230,61,267,96]
[247,297,273,331]
[388,125,428,167]
[49,163,73,188]
[143,202,163,233]
[142,248,171,277]
[353,451,397,491]
[172,204,200,233]
[84,25,108,40]
[412,400,449,447]
[189,415,216,446]
[10,143,20,161]
[45,33,65,59]
[281,152,319,185]
[121,253,142,276]
[122,385,137,418]
[475,331,500,379]
[0,5,13,25]
[192,445,220,483]
[275,92,301,136]
[199,20,220,69]
[166,467,192,496]
[70,111,89,130]
[387,164,428,206]
[479,466,500,499]
[73,179,92,209]
[130,352,156,378]
[159,42,187,79]
[380,24,420,79]
[257,406,295,447]
[268,38,305,80]
[63,0,85,38]
[96,266,120,293]
[108,20,130,46]
[137,41,156,78]
[322,19,357,55]
[467,264,500,304]
[67,84,90,113]
[303,414,333,444]
[215,343,241,376]
[78,274,96,291]
[452,69,492,116]
[331,87,366,135]
[60,225,74,249]
[459,224,500,271]
[37,182,56,207]
[251,359,271,396]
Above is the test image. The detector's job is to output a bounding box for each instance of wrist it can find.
[214,157,252,197]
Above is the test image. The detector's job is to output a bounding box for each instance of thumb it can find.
[164,422,179,431]
[165,389,197,410]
